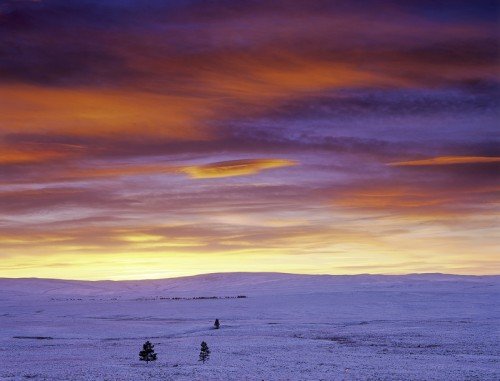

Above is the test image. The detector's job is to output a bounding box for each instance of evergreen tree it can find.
[214,318,220,329]
[139,340,157,363]
[199,341,210,363]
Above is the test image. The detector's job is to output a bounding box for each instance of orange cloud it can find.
[0,54,397,143]
[0,85,215,140]
[0,148,70,164]
[195,53,396,102]
[182,159,297,179]
[388,156,500,166]
[331,181,499,219]
[334,186,448,210]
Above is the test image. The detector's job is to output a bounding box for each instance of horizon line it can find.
[1,271,498,283]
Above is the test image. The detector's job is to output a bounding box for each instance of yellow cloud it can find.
[182,158,297,179]
[120,234,164,243]
[388,156,500,166]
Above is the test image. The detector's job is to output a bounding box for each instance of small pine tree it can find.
[199,341,210,363]
[139,340,157,363]
[214,319,220,329]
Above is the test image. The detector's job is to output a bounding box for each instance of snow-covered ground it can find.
[0,273,498,380]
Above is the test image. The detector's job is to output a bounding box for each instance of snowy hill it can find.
[1,272,499,380]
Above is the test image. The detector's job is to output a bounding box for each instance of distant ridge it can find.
[2,271,497,282]
[1,272,498,298]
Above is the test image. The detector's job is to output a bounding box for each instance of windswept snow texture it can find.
[0,273,499,380]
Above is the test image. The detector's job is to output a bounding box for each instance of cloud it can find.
[0,85,215,139]
[333,185,444,210]
[389,156,500,166]
[329,169,500,218]
[0,147,71,164]
[0,187,139,214]
[0,157,298,185]
[68,164,178,180]
[2,0,496,93]
[181,159,297,179]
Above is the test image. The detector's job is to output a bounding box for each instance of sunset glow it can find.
[0,0,498,279]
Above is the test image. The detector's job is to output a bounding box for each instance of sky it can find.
[0,0,498,280]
